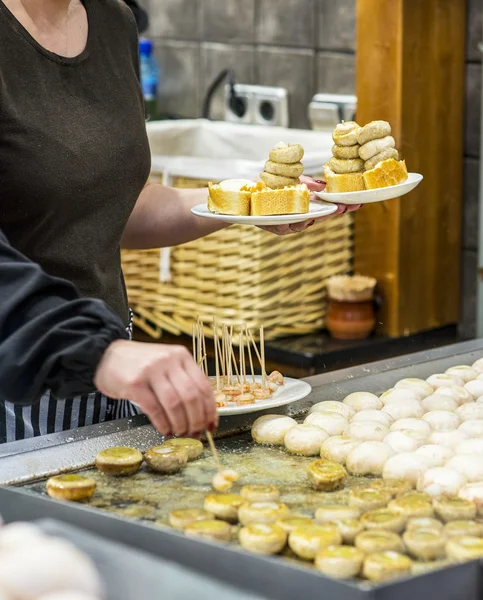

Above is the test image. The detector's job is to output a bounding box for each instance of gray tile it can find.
[256,47,315,129]
[459,249,478,339]
[200,0,255,43]
[149,0,199,40]
[315,52,356,94]
[467,0,483,62]
[154,40,201,118]
[317,0,356,51]
[465,63,482,158]
[256,0,315,48]
[463,157,480,251]
[200,43,255,120]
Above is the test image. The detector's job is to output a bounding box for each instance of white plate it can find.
[216,376,311,416]
[314,172,423,205]
[191,201,337,226]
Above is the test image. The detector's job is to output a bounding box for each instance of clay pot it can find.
[326,298,376,340]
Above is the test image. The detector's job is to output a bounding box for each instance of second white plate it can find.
[315,172,423,205]
[191,201,337,226]
[216,376,311,416]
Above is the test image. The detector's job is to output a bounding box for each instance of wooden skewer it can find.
[260,325,266,390]
[245,324,256,383]
[192,323,196,361]
[239,330,246,384]
[201,322,208,376]
[206,430,222,471]
[227,326,233,385]
[230,346,241,383]
[247,328,268,380]
[213,319,220,392]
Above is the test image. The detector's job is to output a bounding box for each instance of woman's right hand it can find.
[94,340,216,437]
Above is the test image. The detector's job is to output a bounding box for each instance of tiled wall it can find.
[141,0,356,129]
[141,0,482,337]
[460,0,482,338]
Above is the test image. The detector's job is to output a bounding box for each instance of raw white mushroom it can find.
[351,410,393,427]
[0,522,45,550]
[459,482,483,515]
[464,380,483,401]
[422,394,459,414]
[251,415,298,445]
[422,410,460,432]
[382,400,424,421]
[429,429,468,449]
[382,453,433,487]
[415,444,455,467]
[343,392,382,412]
[0,538,104,599]
[304,411,348,436]
[390,418,432,438]
[457,403,483,422]
[344,421,388,442]
[437,386,474,405]
[384,430,426,453]
[446,455,483,483]
[455,439,483,456]
[394,378,434,400]
[379,388,421,405]
[320,436,360,465]
[471,358,483,373]
[458,420,483,438]
[308,401,355,420]
[427,374,465,389]
[346,441,395,477]
[284,425,328,456]
[417,467,467,498]
[445,366,478,383]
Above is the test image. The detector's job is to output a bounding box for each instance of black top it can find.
[0,228,127,406]
[0,0,151,324]
[123,0,149,33]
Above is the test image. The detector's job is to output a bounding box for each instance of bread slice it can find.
[324,166,365,193]
[250,184,310,216]
[363,159,408,190]
[207,179,254,215]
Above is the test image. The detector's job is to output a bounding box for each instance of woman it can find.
[0,228,215,442]
[0,0,358,442]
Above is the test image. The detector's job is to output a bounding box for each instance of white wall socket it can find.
[224,84,289,127]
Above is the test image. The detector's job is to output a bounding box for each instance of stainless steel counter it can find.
[1,340,483,600]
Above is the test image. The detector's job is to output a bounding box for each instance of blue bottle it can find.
[139,39,159,121]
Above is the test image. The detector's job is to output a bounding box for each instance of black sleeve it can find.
[122,0,149,33]
[0,230,128,406]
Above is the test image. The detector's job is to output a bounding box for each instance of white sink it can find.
[147,119,333,182]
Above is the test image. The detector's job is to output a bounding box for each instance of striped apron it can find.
[0,310,140,444]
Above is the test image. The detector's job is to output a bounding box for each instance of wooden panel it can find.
[354,0,465,337]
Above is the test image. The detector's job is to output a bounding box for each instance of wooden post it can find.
[355,0,466,336]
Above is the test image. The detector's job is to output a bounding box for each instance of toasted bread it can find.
[250,184,310,216]
[324,166,366,193]
[363,159,408,190]
[207,179,254,216]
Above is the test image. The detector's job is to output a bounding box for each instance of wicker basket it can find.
[122,175,353,340]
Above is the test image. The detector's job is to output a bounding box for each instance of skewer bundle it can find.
[192,319,284,408]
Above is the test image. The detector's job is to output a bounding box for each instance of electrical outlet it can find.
[224,84,289,127]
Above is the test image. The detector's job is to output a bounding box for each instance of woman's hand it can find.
[94,340,216,437]
[259,176,362,236]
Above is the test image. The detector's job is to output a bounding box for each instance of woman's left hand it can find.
[259,176,362,236]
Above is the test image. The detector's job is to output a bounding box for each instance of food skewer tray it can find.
[2,339,483,600]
